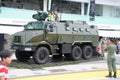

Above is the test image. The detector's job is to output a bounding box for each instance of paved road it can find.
[9,53,120,80]
[12,70,120,80]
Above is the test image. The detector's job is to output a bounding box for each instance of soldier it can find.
[105,38,117,78]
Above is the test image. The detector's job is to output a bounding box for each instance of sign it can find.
[0,18,36,26]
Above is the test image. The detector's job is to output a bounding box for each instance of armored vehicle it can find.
[11,13,99,64]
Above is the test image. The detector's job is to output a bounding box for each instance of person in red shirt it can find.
[0,50,13,80]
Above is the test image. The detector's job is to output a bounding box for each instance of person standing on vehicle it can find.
[48,10,55,22]
[54,10,59,22]
[105,38,117,78]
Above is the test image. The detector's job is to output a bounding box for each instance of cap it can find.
[109,38,114,42]
[0,50,13,58]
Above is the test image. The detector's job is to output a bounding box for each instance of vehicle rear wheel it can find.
[33,47,49,64]
[82,45,93,59]
[15,50,30,62]
[65,46,82,60]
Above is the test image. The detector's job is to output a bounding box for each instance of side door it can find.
[44,23,58,43]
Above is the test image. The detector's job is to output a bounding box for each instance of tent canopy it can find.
[98,30,120,38]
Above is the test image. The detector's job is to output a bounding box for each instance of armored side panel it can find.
[55,21,98,47]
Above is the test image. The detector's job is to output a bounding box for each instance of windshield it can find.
[24,22,44,30]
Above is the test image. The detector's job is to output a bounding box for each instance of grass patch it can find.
[8,57,103,69]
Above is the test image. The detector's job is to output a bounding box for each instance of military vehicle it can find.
[11,12,99,64]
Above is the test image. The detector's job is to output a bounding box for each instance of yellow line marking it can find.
[13,70,120,80]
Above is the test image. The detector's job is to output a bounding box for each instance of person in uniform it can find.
[105,38,117,78]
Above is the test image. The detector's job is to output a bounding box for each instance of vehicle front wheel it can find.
[15,50,30,62]
[33,47,49,64]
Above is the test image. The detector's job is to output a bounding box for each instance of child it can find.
[0,50,13,80]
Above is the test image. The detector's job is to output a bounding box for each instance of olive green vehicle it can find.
[11,13,99,64]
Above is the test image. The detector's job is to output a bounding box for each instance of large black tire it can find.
[82,46,93,59]
[33,47,49,64]
[15,50,30,62]
[65,46,82,60]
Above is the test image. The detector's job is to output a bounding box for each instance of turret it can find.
[32,12,48,21]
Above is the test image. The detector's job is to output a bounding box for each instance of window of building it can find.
[51,0,81,14]
[2,0,43,10]
[95,4,103,16]
[109,6,120,18]
[116,8,120,18]
[112,7,120,18]
[84,3,88,15]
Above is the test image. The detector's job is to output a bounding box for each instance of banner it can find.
[89,0,95,21]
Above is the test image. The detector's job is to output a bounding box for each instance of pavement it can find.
[8,53,120,80]
[12,70,120,80]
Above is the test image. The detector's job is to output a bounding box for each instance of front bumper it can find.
[11,44,36,51]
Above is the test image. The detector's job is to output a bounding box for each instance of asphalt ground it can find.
[13,70,120,80]
[8,53,120,80]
